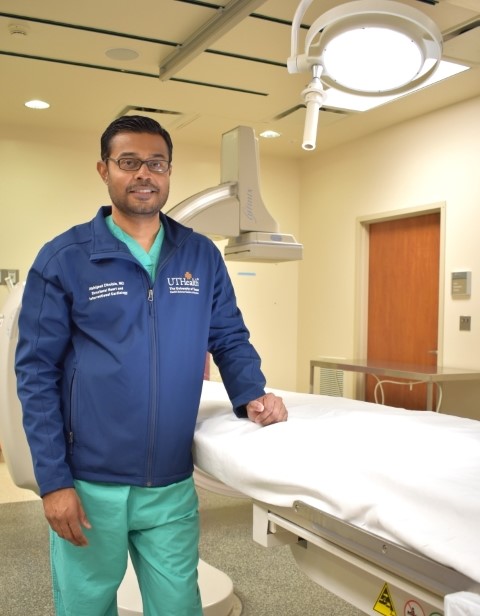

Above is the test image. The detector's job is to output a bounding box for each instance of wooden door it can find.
[366,213,440,410]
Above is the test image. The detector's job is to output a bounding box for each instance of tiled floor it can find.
[0,453,39,504]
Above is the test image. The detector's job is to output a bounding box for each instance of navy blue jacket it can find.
[15,207,266,496]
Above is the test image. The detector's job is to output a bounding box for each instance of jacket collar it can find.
[92,206,193,256]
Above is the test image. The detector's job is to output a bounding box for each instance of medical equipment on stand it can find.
[0,126,301,616]
[0,283,33,490]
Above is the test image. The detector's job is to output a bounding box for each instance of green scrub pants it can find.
[50,477,202,616]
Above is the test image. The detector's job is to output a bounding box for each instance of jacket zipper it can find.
[146,286,157,485]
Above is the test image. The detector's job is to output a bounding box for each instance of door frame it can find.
[353,202,446,400]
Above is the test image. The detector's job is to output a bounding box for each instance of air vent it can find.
[117,106,184,129]
[319,368,344,397]
[269,104,348,138]
[117,106,203,131]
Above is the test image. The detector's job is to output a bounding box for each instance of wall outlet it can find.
[0,269,19,285]
[459,315,471,331]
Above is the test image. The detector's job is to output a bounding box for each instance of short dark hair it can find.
[100,115,173,161]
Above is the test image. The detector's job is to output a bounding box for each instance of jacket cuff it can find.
[233,404,248,418]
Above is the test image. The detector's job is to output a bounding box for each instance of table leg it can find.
[426,382,433,412]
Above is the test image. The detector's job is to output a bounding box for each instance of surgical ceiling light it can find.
[288,0,443,151]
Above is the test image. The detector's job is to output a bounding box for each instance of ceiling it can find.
[1,0,479,158]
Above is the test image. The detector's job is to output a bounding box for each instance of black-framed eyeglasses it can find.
[105,157,171,174]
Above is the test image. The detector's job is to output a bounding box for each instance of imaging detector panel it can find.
[0,283,37,492]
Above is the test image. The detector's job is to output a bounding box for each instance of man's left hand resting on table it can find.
[246,393,288,426]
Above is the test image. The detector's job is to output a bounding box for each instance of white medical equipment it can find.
[288,0,443,150]
[194,380,480,616]
[169,125,303,262]
[0,125,301,615]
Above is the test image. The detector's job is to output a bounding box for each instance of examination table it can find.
[193,379,480,616]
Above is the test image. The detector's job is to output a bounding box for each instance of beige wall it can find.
[0,125,300,391]
[297,95,480,419]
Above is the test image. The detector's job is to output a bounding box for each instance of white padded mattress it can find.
[193,380,480,584]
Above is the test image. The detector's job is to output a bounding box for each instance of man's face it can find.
[96,131,171,219]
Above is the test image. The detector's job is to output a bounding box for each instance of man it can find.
[15,115,287,616]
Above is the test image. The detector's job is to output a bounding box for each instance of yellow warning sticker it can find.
[373,582,397,616]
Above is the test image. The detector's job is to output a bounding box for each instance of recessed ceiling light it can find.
[106,48,139,61]
[25,100,50,110]
[260,130,281,139]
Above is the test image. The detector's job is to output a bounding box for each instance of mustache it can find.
[127,183,158,192]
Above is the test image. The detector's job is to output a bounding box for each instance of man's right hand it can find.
[42,487,92,546]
